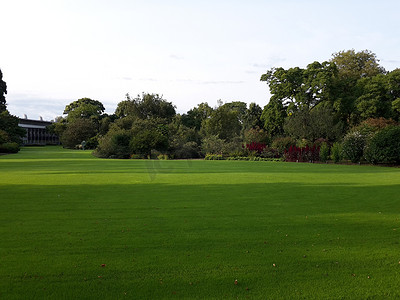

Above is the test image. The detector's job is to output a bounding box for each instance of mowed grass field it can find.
[1,147,400,299]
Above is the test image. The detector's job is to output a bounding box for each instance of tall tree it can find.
[0,69,7,112]
[115,93,176,121]
[260,61,337,110]
[330,49,386,125]
[64,98,105,120]
[260,99,286,138]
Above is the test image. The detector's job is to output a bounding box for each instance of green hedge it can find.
[0,142,20,153]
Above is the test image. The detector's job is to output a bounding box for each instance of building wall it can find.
[18,119,60,145]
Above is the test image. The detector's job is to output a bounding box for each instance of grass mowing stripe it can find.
[1,146,400,299]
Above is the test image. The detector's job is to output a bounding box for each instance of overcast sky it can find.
[1,0,400,121]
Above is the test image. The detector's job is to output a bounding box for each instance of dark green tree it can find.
[181,102,213,130]
[243,102,263,131]
[260,99,286,137]
[0,69,25,152]
[201,104,241,141]
[330,49,386,125]
[0,69,7,112]
[129,118,169,157]
[115,93,176,121]
[64,98,105,120]
[60,118,97,148]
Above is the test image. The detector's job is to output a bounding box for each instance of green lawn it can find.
[1,146,400,299]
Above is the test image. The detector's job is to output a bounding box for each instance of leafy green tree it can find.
[0,70,25,151]
[260,61,337,110]
[284,106,343,142]
[181,102,213,130]
[201,104,241,141]
[260,99,286,137]
[60,118,97,148]
[115,93,176,121]
[330,50,386,125]
[243,103,263,131]
[94,126,132,159]
[0,69,7,112]
[331,49,385,80]
[64,98,105,120]
[364,126,400,164]
[129,118,169,157]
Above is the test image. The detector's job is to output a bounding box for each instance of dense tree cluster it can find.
[0,69,25,153]
[50,49,400,164]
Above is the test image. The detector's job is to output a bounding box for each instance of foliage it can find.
[157,154,169,160]
[115,93,176,121]
[129,118,169,157]
[201,135,225,155]
[243,102,263,131]
[0,142,19,153]
[284,106,343,141]
[271,136,296,157]
[353,117,398,134]
[341,131,370,163]
[204,154,224,160]
[331,49,385,80]
[181,102,213,130]
[243,142,267,154]
[331,142,343,163]
[201,104,241,141]
[63,98,105,120]
[364,126,400,164]
[94,127,131,159]
[243,126,270,144]
[260,61,337,110]
[60,118,97,149]
[260,99,286,137]
[172,141,201,159]
[0,69,7,112]
[0,111,25,144]
[319,142,330,163]
[284,145,320,162]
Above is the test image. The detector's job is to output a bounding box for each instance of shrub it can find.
[0,142,20,153]
[364,126,400,164]
[157,154,169,160]
[331,142,342,163]
[201,135,225,155]
[319,142,330,163]
[173,141,201,159]
[284,145,320,162]
[204,154,224,160]
[341,131,370,163]
[271,136,296,157]
[94,129,131,159]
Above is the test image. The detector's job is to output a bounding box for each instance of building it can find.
[18,116,59,145]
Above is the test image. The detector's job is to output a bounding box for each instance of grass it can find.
[1,146,400,299]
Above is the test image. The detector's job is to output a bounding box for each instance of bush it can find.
[157,154,169,160]
[284,145,319,162]
[0,142,20,153]
[271,136,296,157]
[201,135,225,155]
[331,142,342,163]
[319,142,330,163]
[341,131,369,163]
[364,126,400,164]
[94,129,131,159]
[173,141,201,159]
[204,154,224,160]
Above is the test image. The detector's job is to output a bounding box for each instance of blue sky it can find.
[1,0,399,120]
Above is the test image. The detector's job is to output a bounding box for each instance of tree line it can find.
[1,49,400,164]
[0,69,25,153]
